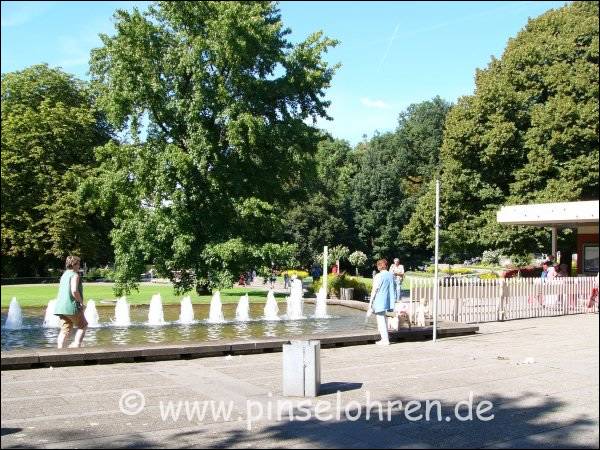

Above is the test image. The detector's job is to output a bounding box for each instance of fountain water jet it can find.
[179,296,195,324]
[5,297,23,330]
[207,291,225,323]
[314,287,329,318]
[113,297,131,326]
[286,277,305,320]
[43,299,60,328]
[147,294,165,325]
[84,300,100,327]
[235,294,250,321]
[263,289,279,320]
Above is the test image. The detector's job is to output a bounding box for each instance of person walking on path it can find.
[541,261,550,279]
[54,255,88,349]
[366,259,396,346]
[390,257,405,301]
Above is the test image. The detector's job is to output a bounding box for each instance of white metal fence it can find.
[408,276,599,324]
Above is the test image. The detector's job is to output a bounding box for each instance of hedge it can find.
[312,273,372,300]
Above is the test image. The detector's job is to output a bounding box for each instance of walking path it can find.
[2,314,598,448]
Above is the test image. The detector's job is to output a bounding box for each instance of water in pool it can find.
[1,302,374,351]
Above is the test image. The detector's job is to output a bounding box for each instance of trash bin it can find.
[282,340,321,397]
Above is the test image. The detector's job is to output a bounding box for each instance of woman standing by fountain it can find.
[366,259,395,346]
[53,256,88,348]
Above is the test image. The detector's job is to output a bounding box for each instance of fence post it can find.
[453,295,459,322]
[561,279,567,316]
[498,278,507,322]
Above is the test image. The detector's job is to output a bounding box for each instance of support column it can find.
[551,226,558,258]
[323,246,328,298]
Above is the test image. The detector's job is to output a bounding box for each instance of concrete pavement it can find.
[2,314,598,448]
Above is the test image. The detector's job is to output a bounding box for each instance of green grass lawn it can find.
[1,283,288,308]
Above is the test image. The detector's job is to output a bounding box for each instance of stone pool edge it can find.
[1,299,478,370]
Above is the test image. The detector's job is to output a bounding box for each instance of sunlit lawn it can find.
[1,283,288,308]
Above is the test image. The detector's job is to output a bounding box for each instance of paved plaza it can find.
[2,314,598,448]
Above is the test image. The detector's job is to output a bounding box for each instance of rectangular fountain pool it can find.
[1,303,375,351]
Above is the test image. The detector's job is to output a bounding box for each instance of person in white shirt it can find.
[389,258,405,301]
[546,264,558,280]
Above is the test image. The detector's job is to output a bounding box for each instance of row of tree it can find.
[2,1,598,293]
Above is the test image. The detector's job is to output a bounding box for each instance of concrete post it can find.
[323,246,328,298]
[283,340,321,397]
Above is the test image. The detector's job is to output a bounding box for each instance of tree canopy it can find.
[403,1,599,259]
[4,1,597,280]
[350,97,451,263]
[88,1,339,292]
[1,64,113,277]
[282,135,357,267]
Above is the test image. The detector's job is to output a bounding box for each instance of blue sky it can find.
[1,0,567,146]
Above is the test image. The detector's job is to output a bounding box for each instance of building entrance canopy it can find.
[497,200,598,227]
[497,200,599,274]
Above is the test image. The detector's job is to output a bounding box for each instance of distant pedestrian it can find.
[557,263,569,278]
[311,265,322,282]
[390,258,405,301]
[283,273,290,289]
[547,263,558,280]
[54,256,88,349]
[541,261,550,279]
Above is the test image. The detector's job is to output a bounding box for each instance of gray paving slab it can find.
[1,322,478,370]
[1,314,598,448]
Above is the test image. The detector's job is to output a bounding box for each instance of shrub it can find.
[482,249,504,265]
[508,254,532,268]
[317,245,350,267]
[348,251,368,275]
[312,273,372,300]
[502,266,543,278]
[281,269,309,279]
[425,266,475,275]
[478,272,499,280]
[84,267,115,281]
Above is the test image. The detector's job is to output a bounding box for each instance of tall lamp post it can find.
[433,180,440,343]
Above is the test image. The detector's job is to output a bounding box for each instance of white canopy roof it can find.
[497,200,599,227]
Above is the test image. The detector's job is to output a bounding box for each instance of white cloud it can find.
[360,97,391,110]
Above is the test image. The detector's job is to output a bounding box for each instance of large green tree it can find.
[88,1,338,293]
[1,64,113,277]
[282,135,358,267]
[350,97,451,265]
[403,1,599,258]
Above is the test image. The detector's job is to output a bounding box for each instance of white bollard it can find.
[282,340,321,397]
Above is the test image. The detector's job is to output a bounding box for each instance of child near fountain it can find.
[54,255,88,348]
